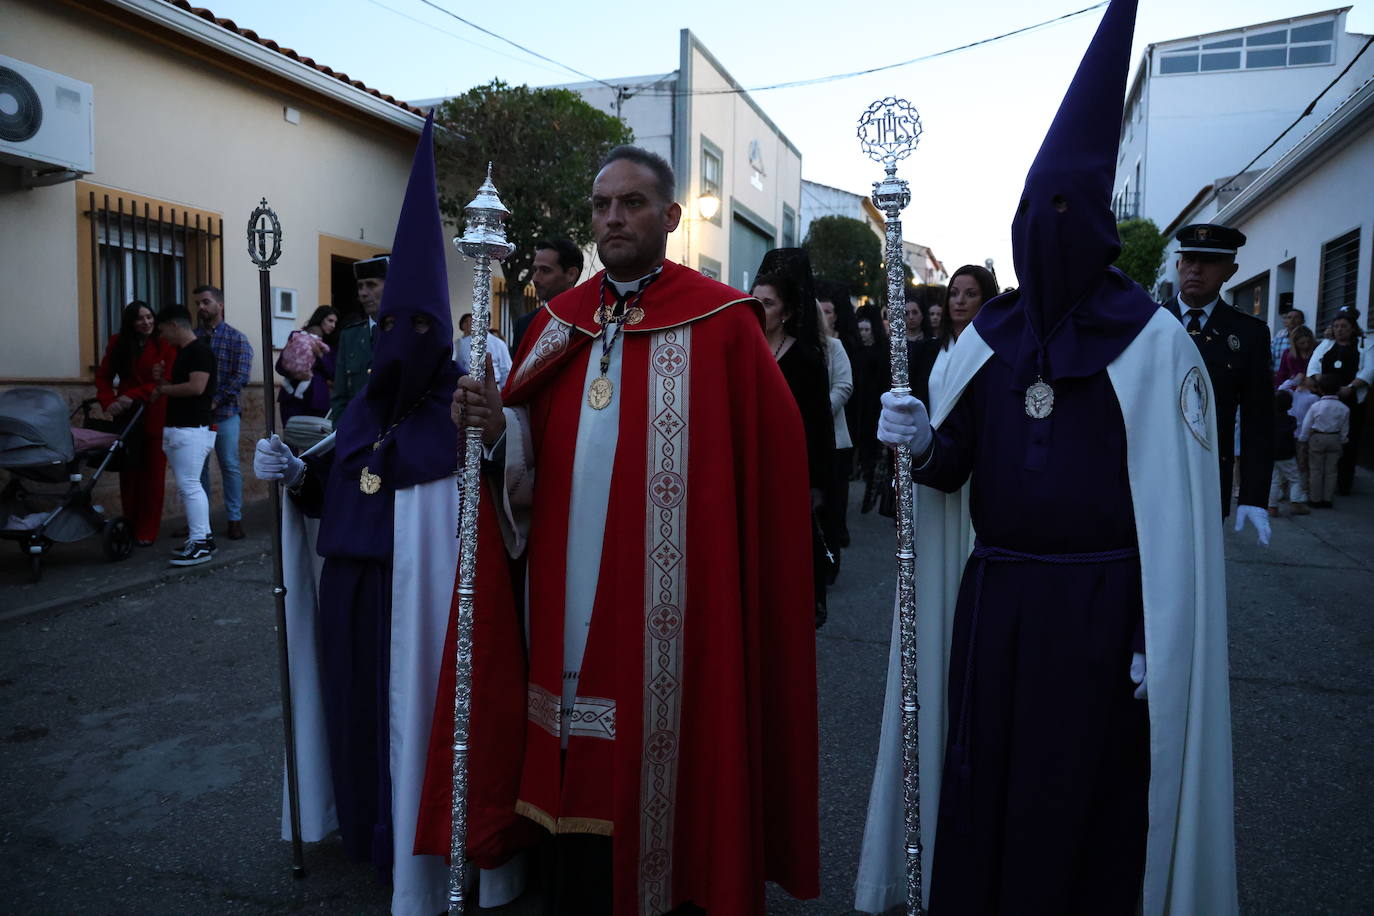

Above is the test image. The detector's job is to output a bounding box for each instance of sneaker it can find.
[1267,507,1279,517]
[1290,502,1311,516]
[170,539,216,567]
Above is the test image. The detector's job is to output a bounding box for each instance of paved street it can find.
[1,480,1371,915]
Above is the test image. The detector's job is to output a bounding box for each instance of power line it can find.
[409,0,619,91]
[359,0,572,78]
[639,1,1110,96]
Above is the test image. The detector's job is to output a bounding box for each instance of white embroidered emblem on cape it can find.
[1180,366,1211,449]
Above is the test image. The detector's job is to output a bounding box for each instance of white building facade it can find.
[554,31,803,294]
[1164,74,1373,338]
[1114,7,1372,233]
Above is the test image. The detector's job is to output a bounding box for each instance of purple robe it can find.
[914,355,1150,915]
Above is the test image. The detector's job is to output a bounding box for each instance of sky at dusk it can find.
[201,0,1372,286]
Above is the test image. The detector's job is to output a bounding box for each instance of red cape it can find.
[418,261,820,914]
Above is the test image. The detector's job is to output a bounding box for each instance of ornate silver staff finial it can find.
[858,96,925,916]
[456,162,515,261]
[448,164,512,915]
[246,198,283,269]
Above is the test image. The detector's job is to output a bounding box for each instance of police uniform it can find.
[1163,224,1274,516]
[330,255,388,424]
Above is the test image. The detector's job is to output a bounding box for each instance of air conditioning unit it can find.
[0,54,94,185]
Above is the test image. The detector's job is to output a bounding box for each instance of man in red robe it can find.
[416,146,820,914]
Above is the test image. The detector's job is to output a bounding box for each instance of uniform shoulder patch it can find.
[1180,366,1211,449]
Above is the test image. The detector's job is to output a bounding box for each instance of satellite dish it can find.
[0,66,42,143]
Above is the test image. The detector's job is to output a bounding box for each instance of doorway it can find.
[730,213,773,293]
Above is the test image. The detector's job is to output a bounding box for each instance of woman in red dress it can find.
[95,301,177,545]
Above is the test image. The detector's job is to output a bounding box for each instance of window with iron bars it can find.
[1317,227,1360,331]
[82,190,223,354]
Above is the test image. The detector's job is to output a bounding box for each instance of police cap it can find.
[352,254,390,281]
[1175,224,1246,257]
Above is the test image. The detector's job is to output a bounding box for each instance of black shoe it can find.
[170,539,216,567]
[226,520,245,540]
[815,602,828,630]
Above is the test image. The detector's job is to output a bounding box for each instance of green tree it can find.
[435,80,633,314]
[803,215,883,301]
[1115,218,1169,294]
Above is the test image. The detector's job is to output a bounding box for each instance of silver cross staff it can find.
[858,96,925,916]
[448,164,513,913]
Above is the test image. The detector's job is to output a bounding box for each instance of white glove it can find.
[877,391,932,456]
[1129,652,1147,700]
[1234,504,1271,547]
[253,435,305,487]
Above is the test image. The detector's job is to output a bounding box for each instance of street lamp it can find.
[697,192,720,221]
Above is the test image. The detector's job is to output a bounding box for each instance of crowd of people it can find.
[86,2,1369,909]
[94,286,252,566]
[1269,305,1370,513]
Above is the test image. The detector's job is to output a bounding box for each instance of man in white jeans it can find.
[155,305,218,566]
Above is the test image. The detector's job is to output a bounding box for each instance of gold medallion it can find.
[359,466,382,495]
[587,376,614,410]
[625,306,645,326]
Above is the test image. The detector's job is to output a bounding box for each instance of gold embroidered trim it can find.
[516,800,615,837]
[638,325,691,916]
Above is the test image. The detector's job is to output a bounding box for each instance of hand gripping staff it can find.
[247,199,305,878]
[859,98,925,915]
[447,165,514,913]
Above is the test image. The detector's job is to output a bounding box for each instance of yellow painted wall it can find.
[0,0,477,382]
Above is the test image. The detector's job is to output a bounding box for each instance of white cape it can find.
[855,309,1238,915]
[279,476,523,914]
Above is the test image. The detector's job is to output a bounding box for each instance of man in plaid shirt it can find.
[194,285,253,540]
[1272,307,1305,372]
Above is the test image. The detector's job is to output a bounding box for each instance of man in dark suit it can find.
[1163,224,1273,542]
[330,254,388,424]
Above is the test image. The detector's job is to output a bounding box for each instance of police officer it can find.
[330,254,388,424]
[1164,224,1273,541]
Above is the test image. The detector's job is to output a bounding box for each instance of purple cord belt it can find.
[951,540,1140,788]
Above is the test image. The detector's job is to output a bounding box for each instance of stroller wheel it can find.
[102,517,134,561]
[29,554,42,583]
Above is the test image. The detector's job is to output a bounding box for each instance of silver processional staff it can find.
[447,164,514,913]
[858,96,925,916]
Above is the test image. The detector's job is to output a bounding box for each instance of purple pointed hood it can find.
[975,0,1157,383]
[367,112,455,412]
[322,112,459,561]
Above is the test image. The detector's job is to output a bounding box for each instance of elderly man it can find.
[1165,223,1274,533]
[331,254,388,423]
[511,237,584,358]
[420,145,820,914]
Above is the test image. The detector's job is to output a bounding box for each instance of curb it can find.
[0,544,270,626]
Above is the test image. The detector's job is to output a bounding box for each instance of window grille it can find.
[1317,228,1360,330]
[83,190,223,354]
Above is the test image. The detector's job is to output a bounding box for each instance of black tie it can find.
[1186,309,1205,335]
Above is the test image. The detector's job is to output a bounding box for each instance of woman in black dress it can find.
[851,304,892,492]
[752,263,833,627]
